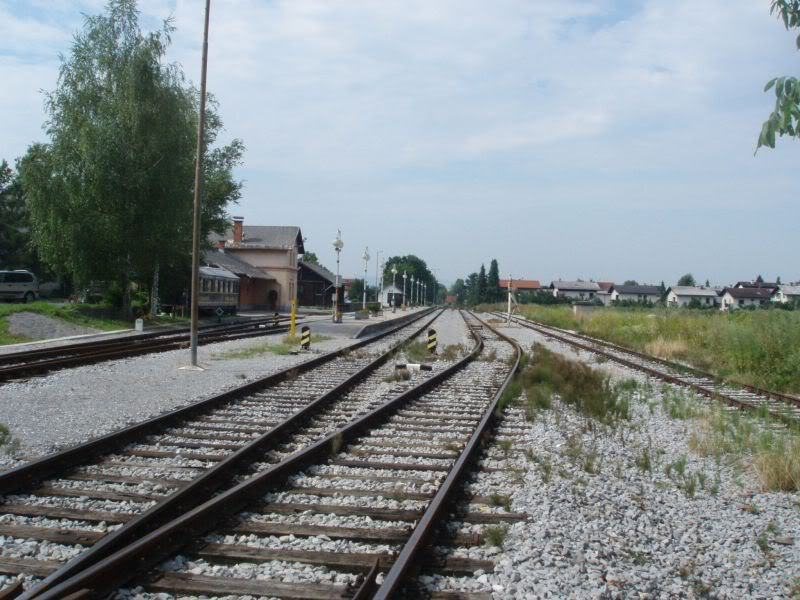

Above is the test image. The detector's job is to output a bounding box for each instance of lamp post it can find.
[333,230,343,323]
[362,247,370,310]
[374,250,382,302]
[418,280,422,306]
[410,275,415,306]
[423,282,427,306]
[378,258,385,308]
[402,271,407,308]
[391,265,398,313]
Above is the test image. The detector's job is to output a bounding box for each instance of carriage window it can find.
[202,278,208,292]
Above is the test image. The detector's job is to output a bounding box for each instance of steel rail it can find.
[15,309,442,599]
[499,312,800,421]
[0,318,297,382]
[0,316,288,366]
[28,310,484,599]
[370,310,521,599]
[0,308,434,495]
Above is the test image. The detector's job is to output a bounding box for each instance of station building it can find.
[208,217,305,311]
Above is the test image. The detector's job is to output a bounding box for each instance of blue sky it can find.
[1,0,798,286]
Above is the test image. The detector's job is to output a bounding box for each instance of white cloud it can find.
[1,0,798,282]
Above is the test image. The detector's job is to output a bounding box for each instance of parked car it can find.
[0,270,40,303]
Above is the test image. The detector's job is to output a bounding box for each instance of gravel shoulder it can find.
[0,331,356,467]
[5,311,102,341]
[474,315,800,599]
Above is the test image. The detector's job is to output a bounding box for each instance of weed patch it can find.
[484,525,508,547]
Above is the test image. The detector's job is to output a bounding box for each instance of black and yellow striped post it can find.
[301,326,311,350]
[273,312,280,327]
[427,328,437,354]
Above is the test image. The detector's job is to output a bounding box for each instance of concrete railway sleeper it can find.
[494,311,800,425]
[18,311,521,599]
[0,316,300,383]
[0,308,440,597]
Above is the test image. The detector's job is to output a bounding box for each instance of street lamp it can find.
[402,270,407,308]
[391,265,398,313]
[362,247,370,310]
[374,250,382,303]
[410,275,415,306]
[333,230,344,323]
[423,282,427,306]
[418,280,422,306]
[378,257,385,307]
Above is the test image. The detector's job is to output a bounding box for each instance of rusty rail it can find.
[27,311,481,599]
[369,310,521,599]
[499,312,800,421]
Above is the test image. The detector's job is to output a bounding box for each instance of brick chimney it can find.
[232,216,244,244]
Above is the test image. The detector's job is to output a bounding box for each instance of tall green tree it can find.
[19,0,243,316]
[757,1,800,150]
[0,160,34,270]
[477,264,488,304]
[449,278,466,304]
[382,254,438,301]
[302,252,319,265]
[487,259,501,303]
[677,273,696,287]
[464,272,479,305]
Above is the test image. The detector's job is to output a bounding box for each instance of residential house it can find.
[610,284,661,304]
[772,284,800,305]
[297,260,335,307]
[209,217,304,311]
[720,287,772,310]
[550,280,601,301]
[666,286,720,308]
[596,281,614,306]
[499,279,541,292]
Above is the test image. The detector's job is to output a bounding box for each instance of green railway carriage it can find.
[199,266,239,314]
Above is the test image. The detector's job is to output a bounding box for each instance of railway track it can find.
[9,311,523,599]
[494,311,800,424]
[0,316,301,383]
[0,308,439,597]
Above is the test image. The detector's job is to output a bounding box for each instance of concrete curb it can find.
[353,308,435,339]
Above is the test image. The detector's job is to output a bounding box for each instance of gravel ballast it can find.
[460,316,800,599]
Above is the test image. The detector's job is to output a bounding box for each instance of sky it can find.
[1,0,799,287]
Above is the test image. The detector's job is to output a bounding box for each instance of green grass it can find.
[0,301,134,345]
[217,333,332,359]
[481,303,800,394]
[688,406,800,492]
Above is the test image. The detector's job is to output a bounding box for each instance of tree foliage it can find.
[18,0,243,315]
[382,254,438,302]
[302,251,319,265]
[757,1,800,150]
[0,160,35,270]
[487,259,501,303]
[477,264,488,303]
[677,273,696,287]
[449,278,466,304]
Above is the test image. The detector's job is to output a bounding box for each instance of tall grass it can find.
[499,304,800,394]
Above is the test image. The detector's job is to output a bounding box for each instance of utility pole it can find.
[188,0,211,369]
[507,276,512,325]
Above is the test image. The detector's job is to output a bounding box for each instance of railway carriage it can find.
[198,266,240,314]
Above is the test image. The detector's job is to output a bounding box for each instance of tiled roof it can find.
[550,280,601,292]
[203,250,275,281]
[499,279,540,290]
[613,285,661,295]
[299,260,335,283]
[723,287,773,299]
[668,286,719,297]
[210,225,304,252]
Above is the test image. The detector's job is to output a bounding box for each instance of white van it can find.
[0,270,40,303]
